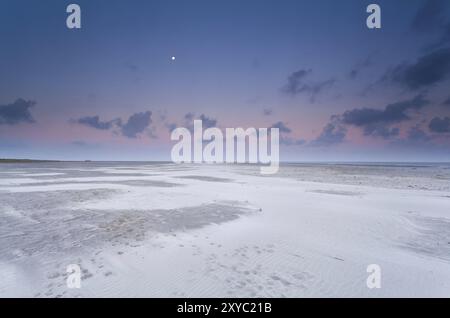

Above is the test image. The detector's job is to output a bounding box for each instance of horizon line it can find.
[1,158,449,165]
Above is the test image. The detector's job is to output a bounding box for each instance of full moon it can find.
[171,56,176,61]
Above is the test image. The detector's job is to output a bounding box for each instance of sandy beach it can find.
[1,162,450,297]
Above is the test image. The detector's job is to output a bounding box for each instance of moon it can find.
[171,56,176,61]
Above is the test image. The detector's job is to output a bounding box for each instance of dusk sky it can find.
[1,0,450,161]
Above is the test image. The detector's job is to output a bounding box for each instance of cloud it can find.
[341,95,428,139]
[428,23,450,50]
[382,48,450,90]
[263,108,273,116]
[198,114,217,129]
[443,96,450,106]
[75,115,118,130]
[389,125,436,149]
[268,120,304,146]
[349,56,372,79]
[411,0,448,33]
[184,112,195,122]
[183,113,218,131]
[125,62,139,72]
[282,69,335,102]
[119,111,152,138]
[0,99,36,125]
[162,112,218,135]
[407,126,431,142]
[364,126,400,139]
[310,119,347,146]
[165,122,178,132]
[429,116,450,133]
[312,95,430,145]
[73,111,153,138]
[163,113,218,134]
[270,121,292,134]
[342,95,428,126]
[284,69,311,93]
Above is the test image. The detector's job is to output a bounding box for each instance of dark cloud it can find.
[284,69,311,92]
[119,111,152,138]
[198,114,217,129]
[283,69,335,102]
[184,112,195,122]
[311,119,347,146]
[429,116,450,133]
[270,121,291,134]
[382,48,450,90]
[389,125,435,149]
[443,96,450,106]
[313,95,430,144]
[364,126,400,139]
[161,113,191,132]
[407,126,431,142]
[73,111,153,138]
[411,0,448,33]
[125,62,139,72]
[0,99,36,125]
[349,56,372,79]
[166,113,218,133]
[165,122,178,132]
[342,95,428,127]
[268,120,304,146]
[432,23,450,48]
[348,70,358,80]
[75,115,117,130]
[428,23,450,50]
[341,95,428,139]
[263,108,273,116]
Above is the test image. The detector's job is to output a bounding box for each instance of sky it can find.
[1,0,450,162]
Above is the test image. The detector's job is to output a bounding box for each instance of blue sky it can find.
[1,0,450,161]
